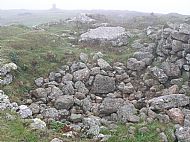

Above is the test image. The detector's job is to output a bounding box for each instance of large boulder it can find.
[91,74,115,94]
[148,94,190,110]
[80,26,129,47]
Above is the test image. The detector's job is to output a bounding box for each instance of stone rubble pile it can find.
[2,21,190,141]
[20,44,190,141]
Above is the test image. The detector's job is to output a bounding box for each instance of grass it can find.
[100,121,175,142]
[0,24,137,101]
[0,111,51,142]
[0,110,175,142]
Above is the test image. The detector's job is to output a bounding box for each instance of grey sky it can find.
[0,0,190,15]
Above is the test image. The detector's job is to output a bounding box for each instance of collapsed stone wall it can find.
[2,22,190,141]
[21,43,190,141]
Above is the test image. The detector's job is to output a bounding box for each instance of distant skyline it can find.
[0,0,190,15]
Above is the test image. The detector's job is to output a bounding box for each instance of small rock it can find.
[29,118,46,130]
[54,95,74,110]
[80,53,88,63]
[18,105,32,119]
[167,108,184,125]
[70,114,82,123]
[97,58,112,70]
[50,138,63,142]
[34,77,44,87]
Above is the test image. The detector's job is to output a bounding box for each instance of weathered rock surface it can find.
[91,74,115,94]
[175,127,190,142]
[80,26,129,47]
[148,94,190,110]
[54,95,74,110]
[99,97,124,115]
[127,58,146,71]
[167,108,184,124]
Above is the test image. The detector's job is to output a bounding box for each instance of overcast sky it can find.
[0,0,190,15]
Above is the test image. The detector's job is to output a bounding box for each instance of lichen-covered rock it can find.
[80,53,88,63]
[34,77,44,87]
[171,31,189,43]
[70,62,87,73]
[161,62,181,78]
[41,107,59,119]
[127,58,146,71]
[148,94,190,110]
[75,81,89,95]
[48,86,63,100]
[32,88,48,99]
[117,103,139,123]
[91,74,115,94]
[29,118,46,130]
[70,114,82,123]
[80,26,129,47]
[62,81,75,95]
[83,116,101,138]
[99,97,124,115]
[167,108,184,125]
[175,127,190,142]
[50,138,63,142]
[97,58,112,70]
[0,62,17,76]
[149,66,168,83]
[54,95,74,110]
[18,105,32,119]
[73,68,90,81]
